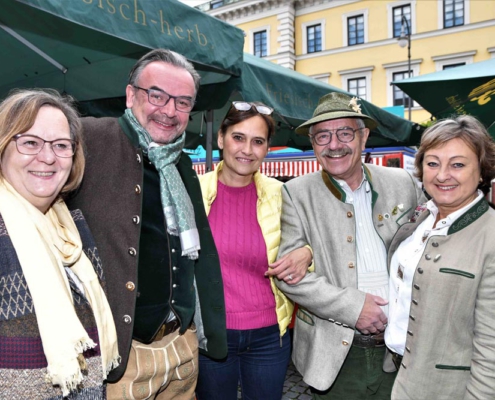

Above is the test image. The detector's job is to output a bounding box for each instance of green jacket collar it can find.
[118,115,139,147]
[410,197,489,235]
[448,197,490,234]
[321,164,378,206]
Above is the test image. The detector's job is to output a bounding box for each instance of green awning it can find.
[393,58,495,135]
[187,53,424,150]
[0,0,244,108]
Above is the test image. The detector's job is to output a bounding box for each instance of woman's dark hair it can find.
[218,101,276,142]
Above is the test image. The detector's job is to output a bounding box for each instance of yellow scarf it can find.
[0,179,119,396]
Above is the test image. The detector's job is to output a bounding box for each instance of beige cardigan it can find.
[388,198,495,400]
[199,161,294,336]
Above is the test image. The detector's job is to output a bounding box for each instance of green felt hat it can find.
[296,92,378,136]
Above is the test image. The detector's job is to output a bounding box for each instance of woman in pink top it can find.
[197,102,311,399]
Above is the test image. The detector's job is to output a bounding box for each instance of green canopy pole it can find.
[206,109,214,172]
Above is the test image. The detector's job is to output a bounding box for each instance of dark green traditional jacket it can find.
[68,116,227,382]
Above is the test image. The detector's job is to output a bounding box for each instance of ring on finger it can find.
[287,274,293,281]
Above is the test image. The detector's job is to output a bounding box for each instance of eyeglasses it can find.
[133,85,195,112]
[309,127,363,146]
[12,134,77,158]
[232,101,273,115]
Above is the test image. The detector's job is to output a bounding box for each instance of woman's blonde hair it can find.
[0,88,84,195]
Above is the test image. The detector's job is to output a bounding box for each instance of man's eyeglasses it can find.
[309,127,363,146]
[133,86,195,113]
[232,101,273,115]
[12,134,77,158]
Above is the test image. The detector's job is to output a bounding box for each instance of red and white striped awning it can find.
[192,156,386,178]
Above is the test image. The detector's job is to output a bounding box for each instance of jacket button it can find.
[406,346,411,352]
[409,315,415,321]
[347,211,353,218]
[135,184,141,194]
[132,215,140,224]
[412,299,418,305]
[136,154,142,163]
[125,281,135,291]
[128,247,137,256]
[347,236,353,243]
[425,254,432,260]
[434,254,442,262]
[413,284,420,290]
[407,330,413,336]
[123,315,132,324]
[417,267,424,274]
[401,362,407,369]
[171,248,176,253]
[342,340,349,346]
[173,266,177,271]
[432,242,439,247]
[348,262,355,269]
[172,284,177,288]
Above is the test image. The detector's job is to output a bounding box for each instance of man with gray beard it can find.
[274,93,425,399]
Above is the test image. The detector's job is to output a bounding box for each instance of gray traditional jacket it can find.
[388,198,495,400]
[276,164,424,390]
[68,117,227,382]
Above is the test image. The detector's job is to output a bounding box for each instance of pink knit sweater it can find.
[208,180,277,330]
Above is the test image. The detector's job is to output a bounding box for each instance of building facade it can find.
[197,0,495,124]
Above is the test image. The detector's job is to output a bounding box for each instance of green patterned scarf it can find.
[124,109,199,259]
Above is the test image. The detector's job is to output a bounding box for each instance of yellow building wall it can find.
[218,0,495,124]
[291,0,495,123]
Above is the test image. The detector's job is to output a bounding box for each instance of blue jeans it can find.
[196,324,291,400]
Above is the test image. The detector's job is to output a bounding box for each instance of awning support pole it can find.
[0,22,67,74]
[206,109,214,172]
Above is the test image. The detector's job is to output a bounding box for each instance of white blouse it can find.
[385,191,483,355]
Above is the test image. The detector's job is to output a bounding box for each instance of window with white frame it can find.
[342,9,369,47]
[348,78,367,99]
[443,63,465,70]
[302,19,326,54]
[311,73,331,84]
[392,71,413,107]
[339,67,373,102]
[307,24,322,53]
[211,0,223,9]
[392,4,411,37]
[384,60,420,107]
[432,51,474,71]
[348,15,364,46]
[444,0,464,28]
[252,30,267,57]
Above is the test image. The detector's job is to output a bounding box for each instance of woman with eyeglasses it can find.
[196,101,312,399]
[0,89,119,399]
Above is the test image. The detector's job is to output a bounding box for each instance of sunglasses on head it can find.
[232,101,273,115]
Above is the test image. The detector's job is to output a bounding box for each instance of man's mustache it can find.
[320,148,352,157]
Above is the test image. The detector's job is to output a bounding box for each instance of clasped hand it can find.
[356,293,388,335]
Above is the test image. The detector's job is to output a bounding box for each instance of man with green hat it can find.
[274,92,425,399]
